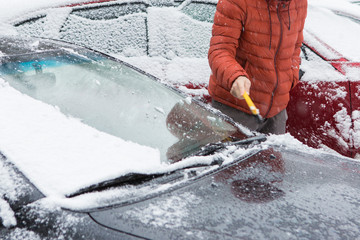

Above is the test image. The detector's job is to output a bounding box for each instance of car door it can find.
[287,43,359,158]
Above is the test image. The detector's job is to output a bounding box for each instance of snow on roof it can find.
[0,0,90,23]
[1,0,359,61]
[305,2,360,62]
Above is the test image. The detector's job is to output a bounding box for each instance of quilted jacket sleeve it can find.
[208,0,248,91]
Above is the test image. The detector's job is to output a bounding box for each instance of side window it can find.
[14,16,47,37]
[60,3,149,56]
[71,3,148,20]
[180,2,216,23]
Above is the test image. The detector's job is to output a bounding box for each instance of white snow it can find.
[344,65,360,82]
[0,0,89,23]
[5,228,42,240]
[305,1,360,61]
[147,7,212,58]
[0,197,17,228]
[0,156,31,228]
[353,110,360,149]
[300,44,347,83]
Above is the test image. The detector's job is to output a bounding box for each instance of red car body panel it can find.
[286,37,360,158]
[287,81,353,157]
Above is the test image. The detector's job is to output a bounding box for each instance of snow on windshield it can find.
[0,78,164,197]
[0,72,246,208]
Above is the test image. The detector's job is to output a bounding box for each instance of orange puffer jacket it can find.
[208,0,307,118]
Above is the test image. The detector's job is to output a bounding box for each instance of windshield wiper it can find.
[67,158,224,198]
[192,134,267,157]
[67,135,266,198]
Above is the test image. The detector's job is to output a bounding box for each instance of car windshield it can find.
[0,46,247,163]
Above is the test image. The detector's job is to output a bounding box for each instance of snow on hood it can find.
[0,78,164,197]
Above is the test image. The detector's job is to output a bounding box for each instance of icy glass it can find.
[60,8,147,55]
[181,2,216,23]
[15,16,47,37]
[0,49,242,162]
[70,3,147,20]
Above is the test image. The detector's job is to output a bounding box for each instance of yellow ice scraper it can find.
[242,92,264,123]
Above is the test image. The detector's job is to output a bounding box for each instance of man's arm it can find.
[208,0,249,94]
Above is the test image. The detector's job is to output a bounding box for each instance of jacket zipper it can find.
[265,4,283,118]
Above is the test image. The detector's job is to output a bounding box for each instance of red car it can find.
[287,5,360,158]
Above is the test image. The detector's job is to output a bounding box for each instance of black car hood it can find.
[89,148,360,239]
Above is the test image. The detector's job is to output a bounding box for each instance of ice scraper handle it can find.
[242,92,264,123]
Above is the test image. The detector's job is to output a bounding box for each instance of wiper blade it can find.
[224,135,267,146]
[67,158,223,198]
[193,134,267,157]
[67,172,167,198]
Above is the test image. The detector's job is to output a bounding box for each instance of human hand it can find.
[230,76,251,100]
